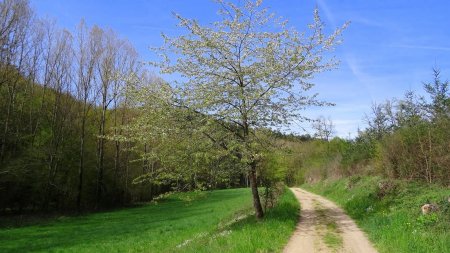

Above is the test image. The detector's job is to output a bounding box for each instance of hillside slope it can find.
[303,177,450,253]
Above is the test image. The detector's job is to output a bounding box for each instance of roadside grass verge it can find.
[176,187,299,253]
[303,176,450,253]
[0,187,299,252]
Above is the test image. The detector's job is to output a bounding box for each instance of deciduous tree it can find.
[151,0,347,218]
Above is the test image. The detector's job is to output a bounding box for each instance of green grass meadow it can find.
[0,187,299,253]
[303,177,450,253]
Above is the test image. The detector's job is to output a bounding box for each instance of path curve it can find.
[284,188,378,253]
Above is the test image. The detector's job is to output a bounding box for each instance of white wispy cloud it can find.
[316,0,337,27]
[387,44,450,51]
[351,17,386,28]
[344,55,376,101]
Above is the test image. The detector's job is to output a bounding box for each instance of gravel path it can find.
[283,188,378,253]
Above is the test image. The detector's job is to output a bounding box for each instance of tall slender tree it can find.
[42,29,74,209]
[75,21,102,211]
[94,28,139,207]
[0,0,33,161]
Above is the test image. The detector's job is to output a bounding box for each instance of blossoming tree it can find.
[152,0,347,219]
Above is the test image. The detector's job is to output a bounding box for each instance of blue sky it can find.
[30,0,450,138]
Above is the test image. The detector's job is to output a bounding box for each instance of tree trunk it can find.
[77,110,86,212]
[124,144,129,204]
[113,138,120,203]
[249,161,264,219]
[241,108,264,219]
[0,92,13,161]
[95,107,106,209]
[141,144,148,201]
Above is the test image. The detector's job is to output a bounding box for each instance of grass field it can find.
[0,187,299,253]
[303,176,450,253]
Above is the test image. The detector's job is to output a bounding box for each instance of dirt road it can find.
[283,188,378,253]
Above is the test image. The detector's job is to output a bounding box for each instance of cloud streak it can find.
[316,0,337,27]
[387,44,450,52]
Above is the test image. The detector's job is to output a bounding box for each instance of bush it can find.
[376,179,398,199]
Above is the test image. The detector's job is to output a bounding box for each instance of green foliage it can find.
[260,148,289,184]
[378,118,450,184]
[341,135,376,171]
[0,65,157,210]
[416,213,439,227]
[276,137,356,185]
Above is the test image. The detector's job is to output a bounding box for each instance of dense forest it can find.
[1,0,448,217]
[0,0,249,212]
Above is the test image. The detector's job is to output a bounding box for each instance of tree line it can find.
[282,69,450,186]
[0,0,144,212]
[0,0,246,213]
